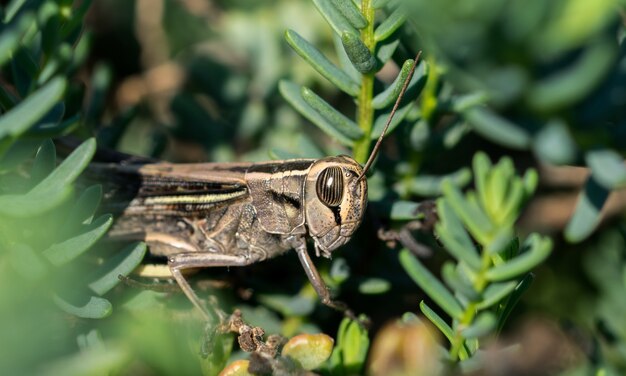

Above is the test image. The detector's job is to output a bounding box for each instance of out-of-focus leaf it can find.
[341,32,377,73]
[406,167,471,196]
[30,139,56,184]
[301,86,363,139]
[460,312,496,339]
[284,30,359,96]
[532,120,577,165]
[84,64,112,125]
[87,242,147,296]
[42,214,113,266]
[476,281,517,310]
[53,294,112,319]
[0,138,96,217]
[0,13,35,67]
[400,249,464,319]
[332,318,369,375]
[280,81,354,146]
[0,77,66,151]
[374,7,405,42]
[370,102,414,139]
[65,185,102,227]
[485,234,552,281]
[464,106,531,149]
[11,47,38,97]
[375,38,399,64]
[441,180,494,245]
[527,39,616,111]
[257,293,316,316]
[441,262,479,301]
[41,347,128,376]
[496,273,534,333]
[372,58,427,110]
[312,0,358,36]
[331,0,367,29]
[564,175,610,243]
[436,200,481,270]
[585,149,626,189]
[358,278,391,294]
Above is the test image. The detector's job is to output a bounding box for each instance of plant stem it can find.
[449,242,494,361]
[354,0,376,164]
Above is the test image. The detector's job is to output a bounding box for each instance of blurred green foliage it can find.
[1,0,626,375]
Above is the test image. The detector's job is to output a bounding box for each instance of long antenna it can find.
[358,51,422,180]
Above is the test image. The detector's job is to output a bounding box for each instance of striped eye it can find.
[316,166,344,207]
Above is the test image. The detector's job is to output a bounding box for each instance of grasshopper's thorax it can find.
[304,156,367,258]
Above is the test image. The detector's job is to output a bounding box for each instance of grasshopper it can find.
[92,53,421,322]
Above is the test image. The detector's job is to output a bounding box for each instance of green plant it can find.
[279,0,427,163]
[400,153,552,370]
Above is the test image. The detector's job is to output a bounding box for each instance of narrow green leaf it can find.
[527,39,616,111]
[435,200,481,270]
[312,0,358,36]
[372,0,391,9]
[532,120,577,165]
[485,234,552,281]
[374,7,406,42]
[30,138,96,195]
[0,77,67,140]
[585,149,626,189]
[370,102,414,139]
[53,294,112,319]
[497,179,524,225]
[42,214,113,266]
[389,200,423,220]
[464,107,531,149]
[564,175,610,243]
[4,0,30,22]
[88,242,148,296]
[497,274,534,333]
[460,312,496,339]
[11,47,38,96]
[476,281,517,310]
[30,139,56,184]
[442,180,494,245]
[26,112,80,137]
[0,13,35,66]
[441,262,480,301]
[473,152,492,212]
[358,278,391,294]
[407,167,472,196]
[279,81,354,146]
[400,249,464,319]
[335,318,369,375]
[522,168,538,198]
[375,38,399,64]
[85,64,112,125]
[341,32,377,74]
[332,32,361,83]
[66,184,103,226]
[372,58,428,110]
[285,30,359,96]
[420,301,454,343]
[487,157,514,212]
[331,0,367,29]
[301,86,364,140]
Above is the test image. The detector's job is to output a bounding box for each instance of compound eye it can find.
[316,166,344,207]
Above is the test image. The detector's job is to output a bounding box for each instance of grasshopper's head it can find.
[304,156,367,258]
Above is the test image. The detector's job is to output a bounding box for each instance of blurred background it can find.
[1,0,626,375]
